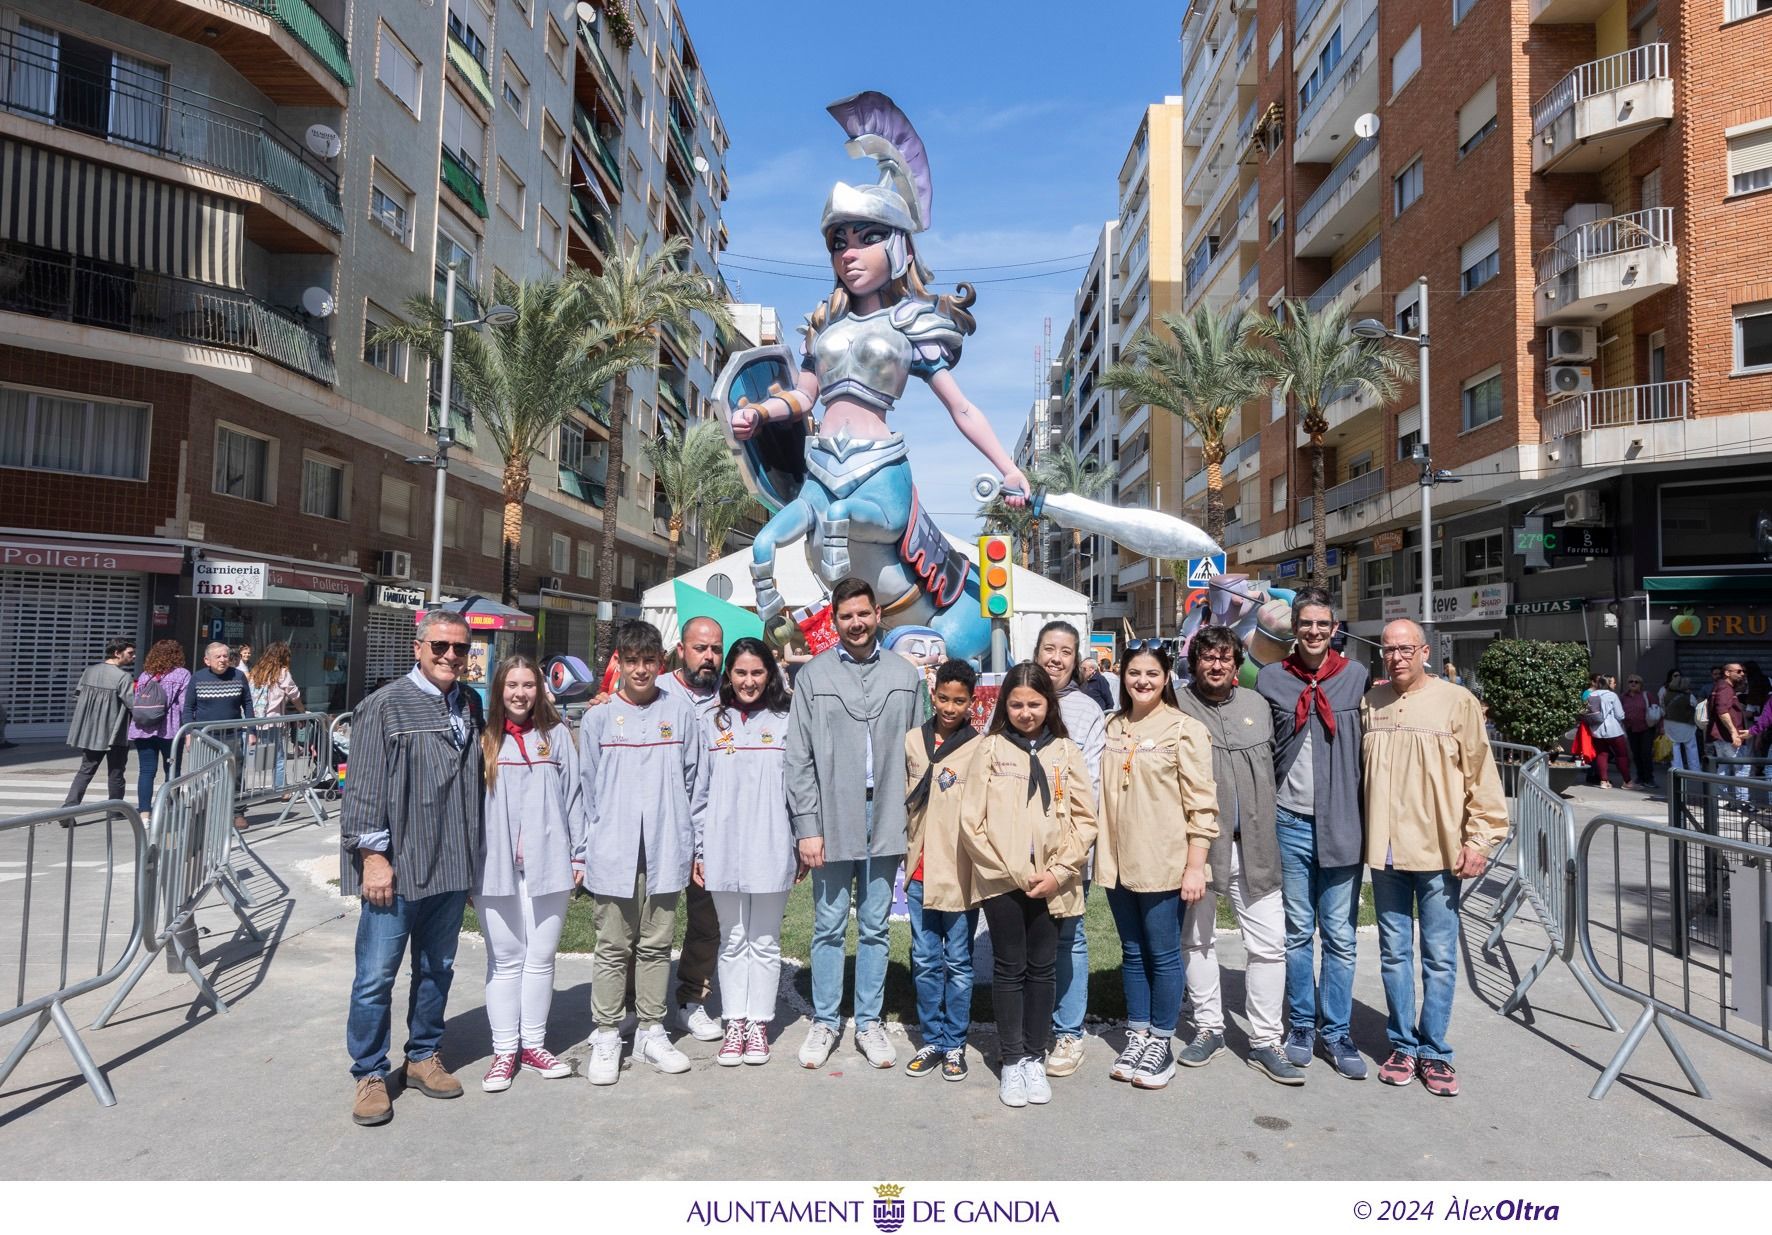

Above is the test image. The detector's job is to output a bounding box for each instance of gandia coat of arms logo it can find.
[872,1183,905,1233]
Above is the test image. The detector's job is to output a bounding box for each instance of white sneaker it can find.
[998,1058,1029,1108]
[679,1001,723,1042]
[1021,1057,1052,1105]
[585,1029,622,1086]
[855,1022,896,1069]
[637,1026,690,1074]
[798,1023,838,1069]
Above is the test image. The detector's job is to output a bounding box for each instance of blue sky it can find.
[682,1,1183,533]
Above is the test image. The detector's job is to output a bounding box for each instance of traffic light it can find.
[978,534,1014,619]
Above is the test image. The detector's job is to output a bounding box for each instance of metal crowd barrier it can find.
[1479,743,1549,934]
[0,802,149,1107]
[171,712,332,829]
[1665,768,1772,955]
[1576,813,1772,1100]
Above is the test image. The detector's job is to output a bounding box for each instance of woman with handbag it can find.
[1620,676,1660,792]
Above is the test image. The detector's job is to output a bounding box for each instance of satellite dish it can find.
[576,2,598,22]
[692,154,709,174]
[305,123,341,159]
[1352,112,1380,140]
[301,287,336,318]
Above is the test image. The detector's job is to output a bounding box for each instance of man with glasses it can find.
[1256,587,1369,1080]
[340,611,486,1127]
[1708,663,1750,798]
[1362,620,1507,1098]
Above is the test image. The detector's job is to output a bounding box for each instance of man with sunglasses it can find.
[340,611,486,1127]
[1361,619,1507,1098]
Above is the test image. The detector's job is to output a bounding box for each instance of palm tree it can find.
[1252,299,1412,590]
[643,418,748,558]
[698,473,758,564]
[1100,306,1268,545]
[1032,442,1114,583]
[981,497,1039,564]
[371,272,648,605]
[576,233,734,660]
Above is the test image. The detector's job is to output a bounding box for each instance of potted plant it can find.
[1476,639,1592,794]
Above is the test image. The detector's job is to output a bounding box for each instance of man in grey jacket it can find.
[62,636,137,816]
[786,577,923,1071]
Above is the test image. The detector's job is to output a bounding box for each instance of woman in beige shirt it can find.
[959,662,1097,1110]
[1099,641,1219,1091]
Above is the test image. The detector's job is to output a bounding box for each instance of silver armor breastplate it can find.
[814,309,911,413]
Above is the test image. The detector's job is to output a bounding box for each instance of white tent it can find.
[640,535,1091,662]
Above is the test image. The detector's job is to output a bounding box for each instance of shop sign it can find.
[1278,558,1302,578]
[376,585,429,609]
[152,604,171,628]
[194,560,266,599]
[1507,598,1580,615]
[270,566,363,595]
[1514,527,1613,558]
[1669,608,1772,638]
[0,535,183,575]
[1373,531,1405,555]
[1383,582,1509,623]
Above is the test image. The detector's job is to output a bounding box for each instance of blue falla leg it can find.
[750,499,815,626]
[926,568,993,665]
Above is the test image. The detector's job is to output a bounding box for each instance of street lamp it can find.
[406,263,517,602]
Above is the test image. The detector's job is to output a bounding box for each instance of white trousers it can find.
[478,872,570,1053]
[1181,839,1287,1049]
[711,889,790,1023]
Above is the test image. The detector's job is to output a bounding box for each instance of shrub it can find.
[1477,639,1591,751]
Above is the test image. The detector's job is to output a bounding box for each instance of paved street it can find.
[1,743,1768,1180]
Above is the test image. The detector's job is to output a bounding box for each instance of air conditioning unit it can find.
[376,549,412,580]
[1545,364,1595,399]
[538,575,564,593]
[1564,489,1607,527]
[1547,326,1598,364]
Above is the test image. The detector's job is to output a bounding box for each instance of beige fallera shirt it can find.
[958,735,1098,918]
[1360,677,1509,871]
[1099,704,1221,892]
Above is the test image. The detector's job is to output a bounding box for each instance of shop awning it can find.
[1645,576,1772,602]
[420,594,536,633]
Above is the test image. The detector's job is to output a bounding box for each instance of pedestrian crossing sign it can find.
[1186,554,1226,587]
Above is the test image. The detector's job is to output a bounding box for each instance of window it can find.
[1348,452,1374,479]
[544,18,568,75]
[1726,121,1772,196]
[577,542,594,579]
[369,162,414,245]
[213,424,273,503]
[445,496,465,548]
[377,24,422,116]
[1639,166,1662,212]
[1363,555,1394,599]
[538,206,562,266]
[1396,405,1422,460]
[1297,26,1344,115]
[1271,474,1288,513]
[1461,367,1504,431]
[497,160,526,224]
[443,89,485,180]
[1727,0,1772,18]
[8,23,169,151]
[1268,204,1285,243]
[1270,387,1287,423]
[1661,476,1772,568]
[0,384,150,481]
[520,524,536,566]
[1453,0,1481,23]
[1457,79,1498,158]
[380,475,414,538]
[541,111,567,175]
[501,57,529,124]
[482,508,500,557]
[447,2,489,68]
[362,303,407,378]
[630,80,647,128]
[550,533,570,573]
[1391,27,1421,96]
[1460,531,1504,582]
[1393,157,1423,216]
[1395,283,1421,335]
[436,224,477,316]
[1736,302,1772,374]
[1460,221,1500,293]
[301,454,347,520]
[512,0,533,20]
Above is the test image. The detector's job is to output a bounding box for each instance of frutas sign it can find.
[1669,608,1771,638]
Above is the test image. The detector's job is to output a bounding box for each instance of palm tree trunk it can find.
[1310,437,1329,591]
[1204,458,1225,545]
[500,458,529,608]
[595,372,630,664]
[668,513,683,551]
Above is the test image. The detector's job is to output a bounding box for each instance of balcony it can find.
[440,148,489,218]
[667,110,696,172]
[447,31,495,109]
[1542,379,1690,439]
[1306,234,1382,316]
[1184,436,1260,498]
[1120,401,1151,442]
[1297,381,1382,446]
[1233,262,1260,316]
[1295,11,1378,164]
[0,240,335,386]
[1296,468,1385,523]
[1118,557,1151,588]
[1235,21,1257,84]
[1529,0,1616,22]
[1295,136,1379,256]
[1221,518,1257,548]
[575,19,624,110]
[1532,45,1672,174]
[573,106,623,192]
[1534,208,1677,324]
[1120,447,1151,489]
[84,0,351,106]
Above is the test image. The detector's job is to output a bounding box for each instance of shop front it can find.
[364,585,434,694]
[1374,582,1510,686]
[416,596,536,705]
[528,587,605,664]
[1647,577,1772,688]
[192,557,363,714]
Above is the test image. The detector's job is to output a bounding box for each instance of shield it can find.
[711,343,808,514]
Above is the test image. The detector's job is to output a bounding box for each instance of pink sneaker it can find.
[481,1052,518,1092]
[1378,1050,1417,1087]
[519,1046,570,1079]
[743,1020,771,1065]
[718,1018,748,1067]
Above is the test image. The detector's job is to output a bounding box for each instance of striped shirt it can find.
[189,667,254,723]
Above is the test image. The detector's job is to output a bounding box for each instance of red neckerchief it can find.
[503,717,536,764]
[1283,649,1348,742]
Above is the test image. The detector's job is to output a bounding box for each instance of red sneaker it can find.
[520,1046,570,1079]
[743,1020,771,1065]
[1418,1058,1460,1097]
[718,1018,748,1067]
[1378,1050,1417,1087]
[481,1052,518,1093]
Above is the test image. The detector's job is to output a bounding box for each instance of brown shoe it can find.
[403,1055,463,1099]
[233,814,249,832]
[352,1075,392,1126]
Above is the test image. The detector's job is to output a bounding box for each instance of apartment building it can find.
[0,0,735,736]
[1174,0,1772,682]
[1063,221,1131,629]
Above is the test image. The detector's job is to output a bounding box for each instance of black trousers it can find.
[64,744,127,808]
[1626,728,1657,786]
[981,889,1058,1064]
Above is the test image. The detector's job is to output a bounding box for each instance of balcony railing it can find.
[1183,436,1260,498]
[574,105,623,189]
[440,147,488,218]
[1297,135,1377,234]
[230,0,354,87]
[1233,98,1261,152]
[1306,234,1381,312]
[575,19,623,105]
[1296,0,1329,44]
[1298,11,1378,135]
[1236,261,1260,302]
[0,241,336,385]
[1235,22,1257,72]
[1296,468,1385,522]
[1221,518,1256,547]
[446,31,494,107]
[667,110,696,170]
[1542,379,1690,438]
[1186,237,1220,292]
[1535,207,1673,283]
[1531,44,1668,135]
[0,29,343,234]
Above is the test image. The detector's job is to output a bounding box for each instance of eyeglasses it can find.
[424,640,472,658]
[1196,652,1238,666]
[1295,620,1336,632]
[1380,644,1424,658]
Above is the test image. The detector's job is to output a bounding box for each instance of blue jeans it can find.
[1104,884,1184,1035]
[346,889,468,1079]
[1276,806,1362,1041]
[810,854,898,1032]
[906,878,977,1051]
[1053,880,1090,1037]
[1371,867,1461,1063]
[133,736,172,812]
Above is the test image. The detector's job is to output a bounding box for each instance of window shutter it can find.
[1396,406,1421,439]
[1458,79,1498,147]
[1461,221,1501,268]
[1728,126,1772,179]
[1391,27,1421,94]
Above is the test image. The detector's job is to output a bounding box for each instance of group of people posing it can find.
[338,579,1508,1126]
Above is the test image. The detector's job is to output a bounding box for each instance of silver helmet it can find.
[820,92,934,281]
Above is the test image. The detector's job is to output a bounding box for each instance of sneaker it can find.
[1282,1026,1316,1069]
[585,1028,623,1086]
[351,1075,392,1126]
[1021,1057,1053,1104]
[717,1019,748,1067]
[905,1044,945,1076]
[1247,1044,1307,1086]
[1318,1034,1368,1080]
[1378,1050,1417,1087]
[402,1055,462,1099]
[997,1059,1029,1108]
[1419,1058,1460,1097]
[481,1052,518,1093]
[519,1045,570,1079]
[743,1020,771,1065]
[798,1022,838,1070]
[1178,1029,1226,1068]
[637,1026,691,1074]
[679,1002,723,1043]
[856,1022,896,1069]
[1109,1030,1151,1082]
[942,1048,969,1082]
[1131,1036,1177,1090]
[1046,1033,1086,1077]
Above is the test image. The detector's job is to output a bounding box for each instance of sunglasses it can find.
[1125,639,1170,653]
[424,640,472,658]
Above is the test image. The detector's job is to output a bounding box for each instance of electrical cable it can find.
[719,260,1090,286]
[723,248,1097,271]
